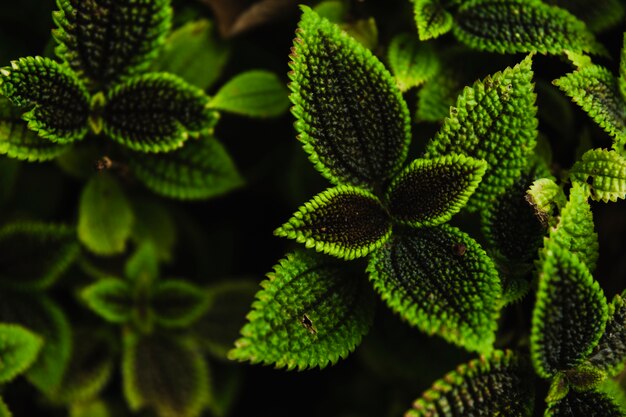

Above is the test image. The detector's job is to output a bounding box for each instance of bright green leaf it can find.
[367,225,502,353]
[314,1,345,22]
[570,148,626,202]
[0,324,42,384]
[527,177,567,228]
[152,280,209,328]
[412,0,453,41]
[589,291,626,376]
[545,390,625,417]
[387,33,440,92]
[81,278,133,323]
[275,185,392,260]
[229,250,376,370]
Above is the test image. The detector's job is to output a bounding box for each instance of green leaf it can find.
[566,363,607,392]
[598,379,626,413]
[53,0,172,87]
[0,221,80,290]
[124,242,159,284]
[229,250,376,370]
[425,55,537,211]
[81,278,133,323]
[531,243,608,378]
[386,154,487,227]
[152,280,209,328]
[0,397,10,417]
[387,33,440,92]
[123,333,210,417]
[289,6,411,190]
[546,390,625,417]
[103,73,217,153]
[589,291,626,376]
[554,65,626,149]
[367,225,501,353]
[544,0,625,33]
[78,173,134,256]
[527,177,567,228]
[570,149,626,202]
[405,350,535,417]
[130,197,176,261]
[412,0,453,41]
[620,33,626,101]
[0,324,42,384]
[69,400,111,417]
[453,0,605,55]
[209,70,289,118]
[0,97,70,162]
[152,19,230,91]
[314,1,346,22]
[416,69,461,122]
[275,186,392,260]
[128,136,243,200]
[0,56,90,143]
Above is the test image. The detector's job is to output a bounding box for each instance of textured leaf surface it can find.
[229,250,376,370]
[78,173,134,256]
[209,70,289,118]
[128,136,242,200]
[289,7,411,189]
[367,225,501,353]
[152,280,209,328]
[425,55,537,211]
[589,292,626,376]
[123,333,210,417]
[275,186,392,260]
[570,149,626,202]
[103,73,216,153]
[387,33,439,91]
[527,177,567,228]
[386,154,486,227]
[412,0,453,41]
[544,0,625,33]
[554,65,626,149]
[0,57,90,143]
[546,390,625,417]
[81,278,133,323]
[531,243,608,378]
[0,324,42,384]
[54,0,172,87]
[405,350,535,417]
[453,0,605,55]
[0,221,79,289]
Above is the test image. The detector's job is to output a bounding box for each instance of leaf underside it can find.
[367,225,501,353]
[0,324,42,384]
[406,350,535,417]
[412,0,453,41]
[229,250,376,370]
[275,185,392,260]
[569,149,626,202]
[589,292,626,376]
[545,390,625,417]
[289,6,411,190]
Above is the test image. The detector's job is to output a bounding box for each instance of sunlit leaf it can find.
[570,149,626,202]
[387,34,439,92]
[412,0,453,41]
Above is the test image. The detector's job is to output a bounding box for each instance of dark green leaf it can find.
[124,242,159,284]
[69,400,111,417]
[621,33,626,101]
[229,250,376,370]
[531,243,608,378]
[544,0,625,33]
[78,173,134,256]
[566,363,607,392]
[128,136,243,200]
[387,33,440,92]
[0,56,90,143]
[589,291,626,376]
[570,149,626,202]
[152,280,209,328]
[416,69,461,122]
[412,0,453,41]
[0,397,10,417]
[0,324,42,384]
[405,350,535,417]
[103,73,217,153]
[53,0,172,87]
[289,6,411,190]
[453,0,606,55]
[130,196,177,262]
[209,70,289,118]
[81,278,133,323]
[546,390,625,417]
[425,55,537,211]
[367,225,501,353]
[275,185,392,260]
[386,154,487,227]
[0,221,80,290]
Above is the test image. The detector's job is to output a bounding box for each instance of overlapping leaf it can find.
[367,225,501,352]
[151,280,209,328]
[570,149,626,202]
[589,292,626,376]
[526,177,567,228]
[0,324,42,384]
[289,6,411,189]
[412,0,453,41]
[544,0,625,33]
[229,250,376,370]
[545,390,625,417]
[387,33,440,91]
[405,350,535,417]
[275,186,392,260]
[416,69,461,122]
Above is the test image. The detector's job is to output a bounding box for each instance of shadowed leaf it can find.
[546,390,625,417]
[589,291,626,376]
[152,280,209,328]
[81,278,133,323]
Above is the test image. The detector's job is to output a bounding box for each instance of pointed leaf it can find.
[554,65,626,149]
[425,55,537,211]
[0,56,90,143]
[544,0,625,33]
[81,278,133,323]
[289,6,411,189]
[546,390,625,417]
[531,243,608,378]
[386,154,487,227]
[589,291,626,376]
[229,250,376,370]
[275,186,392,260]
[53,0,172,87]
[387,33,440,91]
[570,149,626,202]
[209,70,289,118]
[78,173,134,256]
[103,73,217,153]
[412,0,453,41]
[367,225,502,353]
[453,0,605,55]
[123,333,210,417]
[0,221,80,290]
[0,324,42,384]
[405,350,535,417]
[128,136,243,200]
[152,280,209,328]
